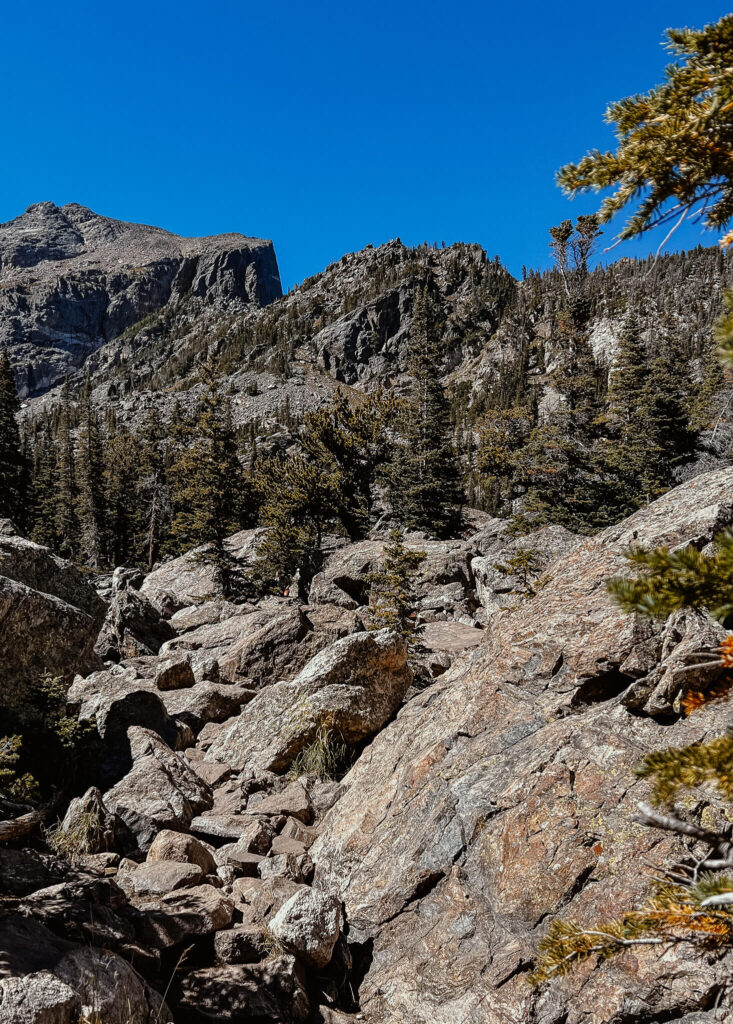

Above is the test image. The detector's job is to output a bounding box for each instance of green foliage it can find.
[557,15,733,242]
[0,735,39,802]
[607,528,733,624]
[251,393,396,593]
[0,350,28,528]
[714,287,733,368]
[493,546,541,599]
[0,673,96,803]
[168,374,251,594]
[531,880,733,984]
[637,733,733,804]
[366,528,426,640]
[288,724,349,781]
[389,287,463,537]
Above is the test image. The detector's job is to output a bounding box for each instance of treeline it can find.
[1,226,730,586]
[2,289,463,591]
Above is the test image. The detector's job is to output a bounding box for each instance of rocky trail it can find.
[2,468,733,1022]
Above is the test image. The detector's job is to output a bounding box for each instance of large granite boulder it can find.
[308,535,483,624]
[0,535,105,702]
[205,630,411,774]
[141,529,263,612]
[103,727,213,851]
[470,523,583,616]
[175,957,309,1023]
[311,468,733,1024]
[67,666,177,782]
[94,587,175,660]
[0,534,105,617]
[269,887,342,968]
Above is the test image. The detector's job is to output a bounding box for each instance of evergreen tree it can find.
[390,287,463,536]
[365,528,426,640]
[250,453,338,594]
[642,337,696,478]
[475,406,530,516]
[29,424,57,549]
[53,381,78,559]
[300,392,396,540]
[168,378,248,593]
[134,408,170,570]
[75,376,106,567]
[558,15,733,244]
[0,351,28,527]
[690,333,728,431]
[104,422,141,568]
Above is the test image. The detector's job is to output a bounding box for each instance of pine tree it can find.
[29,424,58,549]
[104,422,141,568]
[558,15,733,244]
[53,381,78,559]
[0,350,28,527]
[690,333,728,431]
[300,392,396,540]
[250,453,338,593]
[365,528,426,640]
[168,378,248,593]
[390,287,463,536]
[75,376,106,567]
[133,408,170,570]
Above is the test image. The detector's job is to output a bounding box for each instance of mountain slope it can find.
[0,202,281,396]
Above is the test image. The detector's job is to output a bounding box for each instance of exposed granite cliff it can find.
[0,202,281,395]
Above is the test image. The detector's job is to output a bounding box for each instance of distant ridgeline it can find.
[3,215,731,578]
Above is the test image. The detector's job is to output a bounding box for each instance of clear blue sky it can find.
[2,1,730,289]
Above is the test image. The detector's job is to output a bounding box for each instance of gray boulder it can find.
[94,587,175,661]
[206,629,411,774]
[147,829,217,874]
[269,887,342,968]
[471,524,583,617]
[141,529,263,612]
[103,727,213,851]
[176,957,309,1024]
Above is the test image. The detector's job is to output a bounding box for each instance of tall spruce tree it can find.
[390,286,462,536]
[29,423,57,548]
[0,351,28,527]
[168,378,247,593]
[53,381,78,559]
[75,376,106,567]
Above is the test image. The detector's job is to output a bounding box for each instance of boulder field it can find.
[1,468,733,1023]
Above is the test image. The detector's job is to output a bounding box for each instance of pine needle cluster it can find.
[557,15,733,243]
[637,733,733,805]
[531,880,733,984]
[607,530,733,625]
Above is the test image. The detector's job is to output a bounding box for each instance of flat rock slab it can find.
[118,860,203,897]
[419,620,484,653]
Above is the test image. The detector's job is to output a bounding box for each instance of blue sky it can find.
[2,1,730,289]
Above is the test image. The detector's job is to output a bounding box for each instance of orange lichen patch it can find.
[681,676,733,716]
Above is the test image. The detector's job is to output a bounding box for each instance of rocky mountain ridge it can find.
[0,202,281,396]
[2,469,733,1022]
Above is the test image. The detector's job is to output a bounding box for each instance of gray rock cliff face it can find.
[0,202,281,395]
